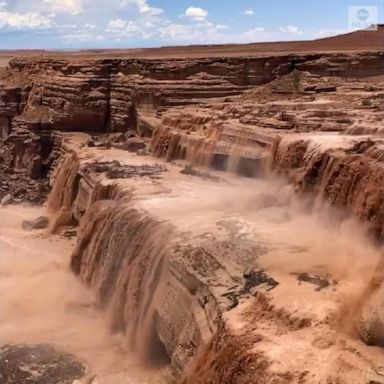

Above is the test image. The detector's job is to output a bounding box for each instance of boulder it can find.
[63,228,77,238]
[1,193,12,206]
[358,285,384,347]
[0,345,86,384]
[22,216,49,231]
[120,138,146,152]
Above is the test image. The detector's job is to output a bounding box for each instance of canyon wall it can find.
[1,49,384,382]
[1,52,383,136]
[0,51,381,205]
[1,51,382,184]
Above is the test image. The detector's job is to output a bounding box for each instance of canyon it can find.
[0,27,384,383]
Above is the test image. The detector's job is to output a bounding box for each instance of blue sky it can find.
[0,0,382,49]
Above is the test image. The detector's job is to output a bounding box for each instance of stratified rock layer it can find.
[1,43,384,383]
[1,52,383,135]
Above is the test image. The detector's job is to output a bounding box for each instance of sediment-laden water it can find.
[0,205,172,384]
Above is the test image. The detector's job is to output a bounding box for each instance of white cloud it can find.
[312,28,347,39]
[158,21,263,44]
[106,18,146,38]
[0,10,53,29]
[84,23,96,29]
[62,30,104,43]
[185,6,208,21]
[159,23,193,40]
[137,0,163,15]
[243,9,255,16]
[279,25,303,35]
[43,0,83,14]
[0,0,311,47]
[240,27,272,43]
[119,0,163,16]
[107,19,126,30]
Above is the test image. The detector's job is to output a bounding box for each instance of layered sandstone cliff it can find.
[0,51,380,207]
[1,52,383,136]
[1,42,384,383]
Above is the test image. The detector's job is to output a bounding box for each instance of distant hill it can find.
[0,26,383,60]
[290,24,384,51]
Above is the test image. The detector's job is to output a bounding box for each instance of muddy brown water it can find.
[0,205,172,384]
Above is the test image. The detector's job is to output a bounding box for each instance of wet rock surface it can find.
[359,284,384,348]
[243,269,279,293]
[0,345,86,384]
[1,193,12,205]
[84,161,167,179]
[86,132,147,153]
[22,216,49,231]
[0,130,60,204]
[0,173,50,205]
[293,272,336,291]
